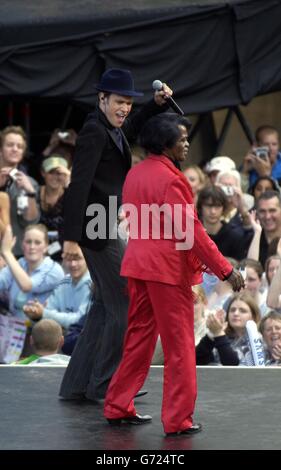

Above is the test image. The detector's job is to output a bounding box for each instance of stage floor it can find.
[0,365,280,450]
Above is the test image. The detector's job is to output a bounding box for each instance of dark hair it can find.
[99,91,111,99]
[139,113,191,155]
[196,185,228,217]
[250,176,280,197]
[256,190,281,207]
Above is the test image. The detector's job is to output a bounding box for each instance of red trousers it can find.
[104,278,197,434]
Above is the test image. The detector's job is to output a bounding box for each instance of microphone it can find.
[152,80,184,116]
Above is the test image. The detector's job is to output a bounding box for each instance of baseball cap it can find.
[206,156,236,174]
[42,155,68,173]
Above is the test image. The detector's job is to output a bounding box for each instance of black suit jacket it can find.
[64,100,167,250]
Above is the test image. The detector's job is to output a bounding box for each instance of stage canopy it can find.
[1,0,281,114]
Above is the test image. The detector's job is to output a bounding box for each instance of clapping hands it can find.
[207,309,227,337]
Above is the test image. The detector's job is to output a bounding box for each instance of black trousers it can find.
[59,237,128,399]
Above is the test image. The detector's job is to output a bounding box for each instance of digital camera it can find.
[254,146,269,160]
[9,168,18,181]
[221,185,234,197]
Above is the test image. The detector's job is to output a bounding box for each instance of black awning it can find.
[0,0,280,114]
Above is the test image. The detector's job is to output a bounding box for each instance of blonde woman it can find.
[183,165,206,203]
[0,223,64,319]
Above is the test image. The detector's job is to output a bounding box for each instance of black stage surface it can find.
[0,366,280,450]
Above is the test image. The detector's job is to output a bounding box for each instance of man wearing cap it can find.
[60,68,173,401]
[205,156,237,184]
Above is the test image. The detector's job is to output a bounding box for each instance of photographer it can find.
[0,126,40,257]
[241,125,281,191]
[216,170,254,222]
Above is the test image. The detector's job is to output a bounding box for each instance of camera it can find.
[221,185,234,197]
[254,146,269,160]
[57,131,69,140]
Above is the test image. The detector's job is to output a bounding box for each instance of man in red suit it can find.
[104,113,244,436]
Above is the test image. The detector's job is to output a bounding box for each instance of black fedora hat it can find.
[95,68,143,97]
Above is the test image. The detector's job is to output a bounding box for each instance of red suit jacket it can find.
[121,155,233,286]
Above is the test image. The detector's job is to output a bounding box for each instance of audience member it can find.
[256,190,281,267]
[250,176,280,204]
[216,170,254,223]
[265,254,281,287]
[259,311,281,366]
[196,292,261,366]
[183,165,206,203]
[0,126,40,256]
[205,156,236,185]
[0,224,64,320]
[241,125,281,190]
[17,319,69,365]
[238,258,268,317]
[39,155,71,259]
[197,185,247,260]
[23,244,92,330]
[216,169,254,251]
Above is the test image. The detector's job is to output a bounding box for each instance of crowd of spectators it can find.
[1,123,281,367]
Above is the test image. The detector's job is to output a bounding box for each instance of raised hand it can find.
[154,83,173,106]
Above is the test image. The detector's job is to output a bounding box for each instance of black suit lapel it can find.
[120,129,132,166]
[107,128,131,168]
[107,128,122,151]
[97,108,131,167]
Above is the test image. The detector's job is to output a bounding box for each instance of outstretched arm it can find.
[1,225,32,292]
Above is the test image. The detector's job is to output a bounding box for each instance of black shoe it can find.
[59,393,86,401]
[107,413,152,426]
[166,423,202,437]
[134,390,148,398]
[60,394,104,404]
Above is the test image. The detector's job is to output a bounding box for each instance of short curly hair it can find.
[139,113,191,155]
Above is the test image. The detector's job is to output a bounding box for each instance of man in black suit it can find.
[59,68,172,400]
